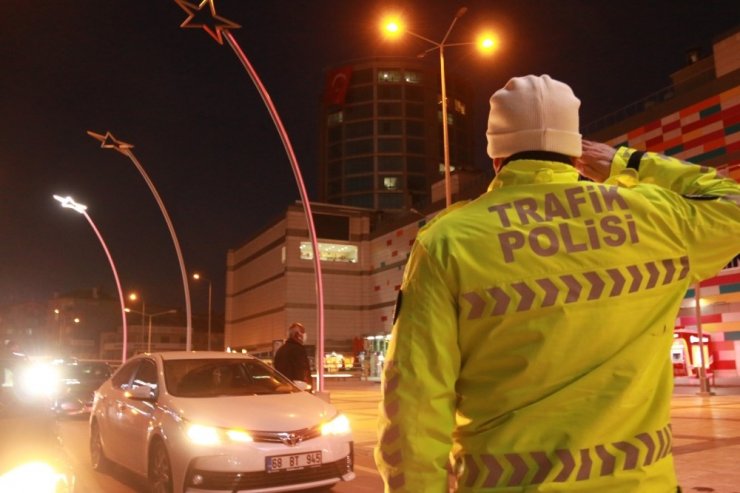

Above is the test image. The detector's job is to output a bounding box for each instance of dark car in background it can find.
[52,360,112,417]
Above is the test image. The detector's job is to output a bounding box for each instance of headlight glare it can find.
[321,414,351,436]
[19,364,60,397]
[0,461,70,493]
[187,424,220,446]
[187,424,254,445]
[226,429,253,443]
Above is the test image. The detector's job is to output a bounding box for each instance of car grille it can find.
[187,446,353,491]
[249,424,322,445]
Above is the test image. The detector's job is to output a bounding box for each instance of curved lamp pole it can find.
[53,195,129,363]
[86,130,193,351]
[173,0,327,392]
[383,7,497,207]
[192,273,213,351]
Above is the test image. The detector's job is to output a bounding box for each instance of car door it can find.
[98,359,141,466]
[116,358,159,475]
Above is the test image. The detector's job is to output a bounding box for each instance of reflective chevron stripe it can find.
[461,256,689,319]
[458,425,672,488]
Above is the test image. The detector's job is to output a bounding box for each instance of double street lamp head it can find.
[381,11,498,55]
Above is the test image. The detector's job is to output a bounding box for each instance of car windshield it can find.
[164,358,299,397]
[61,362,111,382]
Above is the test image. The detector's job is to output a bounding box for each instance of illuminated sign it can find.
[300,242,358,263]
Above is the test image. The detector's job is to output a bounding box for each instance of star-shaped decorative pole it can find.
[87,130,134,155]
[174,0,240,45]
[53,195,129,363]
[87,129,194,352]
[174,0,328,393]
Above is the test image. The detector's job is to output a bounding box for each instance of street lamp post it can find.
[192,273,212,351]
[128,292,146,346]
[53,195,129,363]
[125,308,177,353]
[87,130,193,351]
[383,8,497,207]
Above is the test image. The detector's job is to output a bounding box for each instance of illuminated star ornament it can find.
[86,130,134,155]
[175,0,241,45]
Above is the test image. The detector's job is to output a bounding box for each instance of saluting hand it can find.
[575,140,616,183]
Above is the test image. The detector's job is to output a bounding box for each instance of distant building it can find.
[319,57,477,211]
[48,287,121,359]
[226,28,740,378]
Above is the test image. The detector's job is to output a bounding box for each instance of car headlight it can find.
[186,424,253,446]
[321,414,351,436]
[18,364,60,398]
[0,462,72,493]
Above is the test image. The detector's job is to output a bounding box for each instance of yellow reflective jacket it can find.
[375,148,740,493]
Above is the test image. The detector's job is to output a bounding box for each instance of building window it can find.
[437,110,454,125]
[379,193,405,209]
[344,194,374,208]
[378,69,402,83]
[345,104,373,120]
[454,99,466,115]
[378,138,403,153]
[327,111,343,125]
[378,85,402,100]
[345,139,373,156]
[406,120,424,137]
[379,120,403,135]
[328,143,342,160]
[406,102,424,117]
[328,125,342,143]
[328,180,341,195]
[346,85,373,103]
[408,174,427,190]
[300,242,359,263]
[406,85,424,102]
[382,176,401,191]
[404,71,422,84]
[345,120,373,138]
[378,156,403,171]
[352,68,373,85]
[407,156,426,172]
[438,162,457,174]
[378,102,403,117]
[345,175,373,192]
[406,138,425,154]
[345,156,374,174]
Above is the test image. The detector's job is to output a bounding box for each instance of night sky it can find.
[1,1,737,319]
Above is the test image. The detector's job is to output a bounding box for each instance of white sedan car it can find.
[89,352,354,493]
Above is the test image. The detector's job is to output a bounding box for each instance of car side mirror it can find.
[126,385,156,401]
[293,381,310,392]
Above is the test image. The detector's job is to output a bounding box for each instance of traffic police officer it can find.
[376,74,740,492]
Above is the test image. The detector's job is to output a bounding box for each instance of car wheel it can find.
[90,421,110,472]
[149,439,173,493]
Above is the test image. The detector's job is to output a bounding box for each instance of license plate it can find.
[266,451,322,472]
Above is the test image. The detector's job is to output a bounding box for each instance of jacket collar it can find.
[488,159,580,192]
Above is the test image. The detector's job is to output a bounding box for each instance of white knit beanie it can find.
[486,74,582,159]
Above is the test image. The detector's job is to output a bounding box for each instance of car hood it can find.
[169,392,337,431]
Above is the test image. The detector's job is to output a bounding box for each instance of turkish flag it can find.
[324,66,353,106]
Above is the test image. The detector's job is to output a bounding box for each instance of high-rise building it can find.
[318,57,475,211]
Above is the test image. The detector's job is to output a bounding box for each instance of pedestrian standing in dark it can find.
[273,322,312,388]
